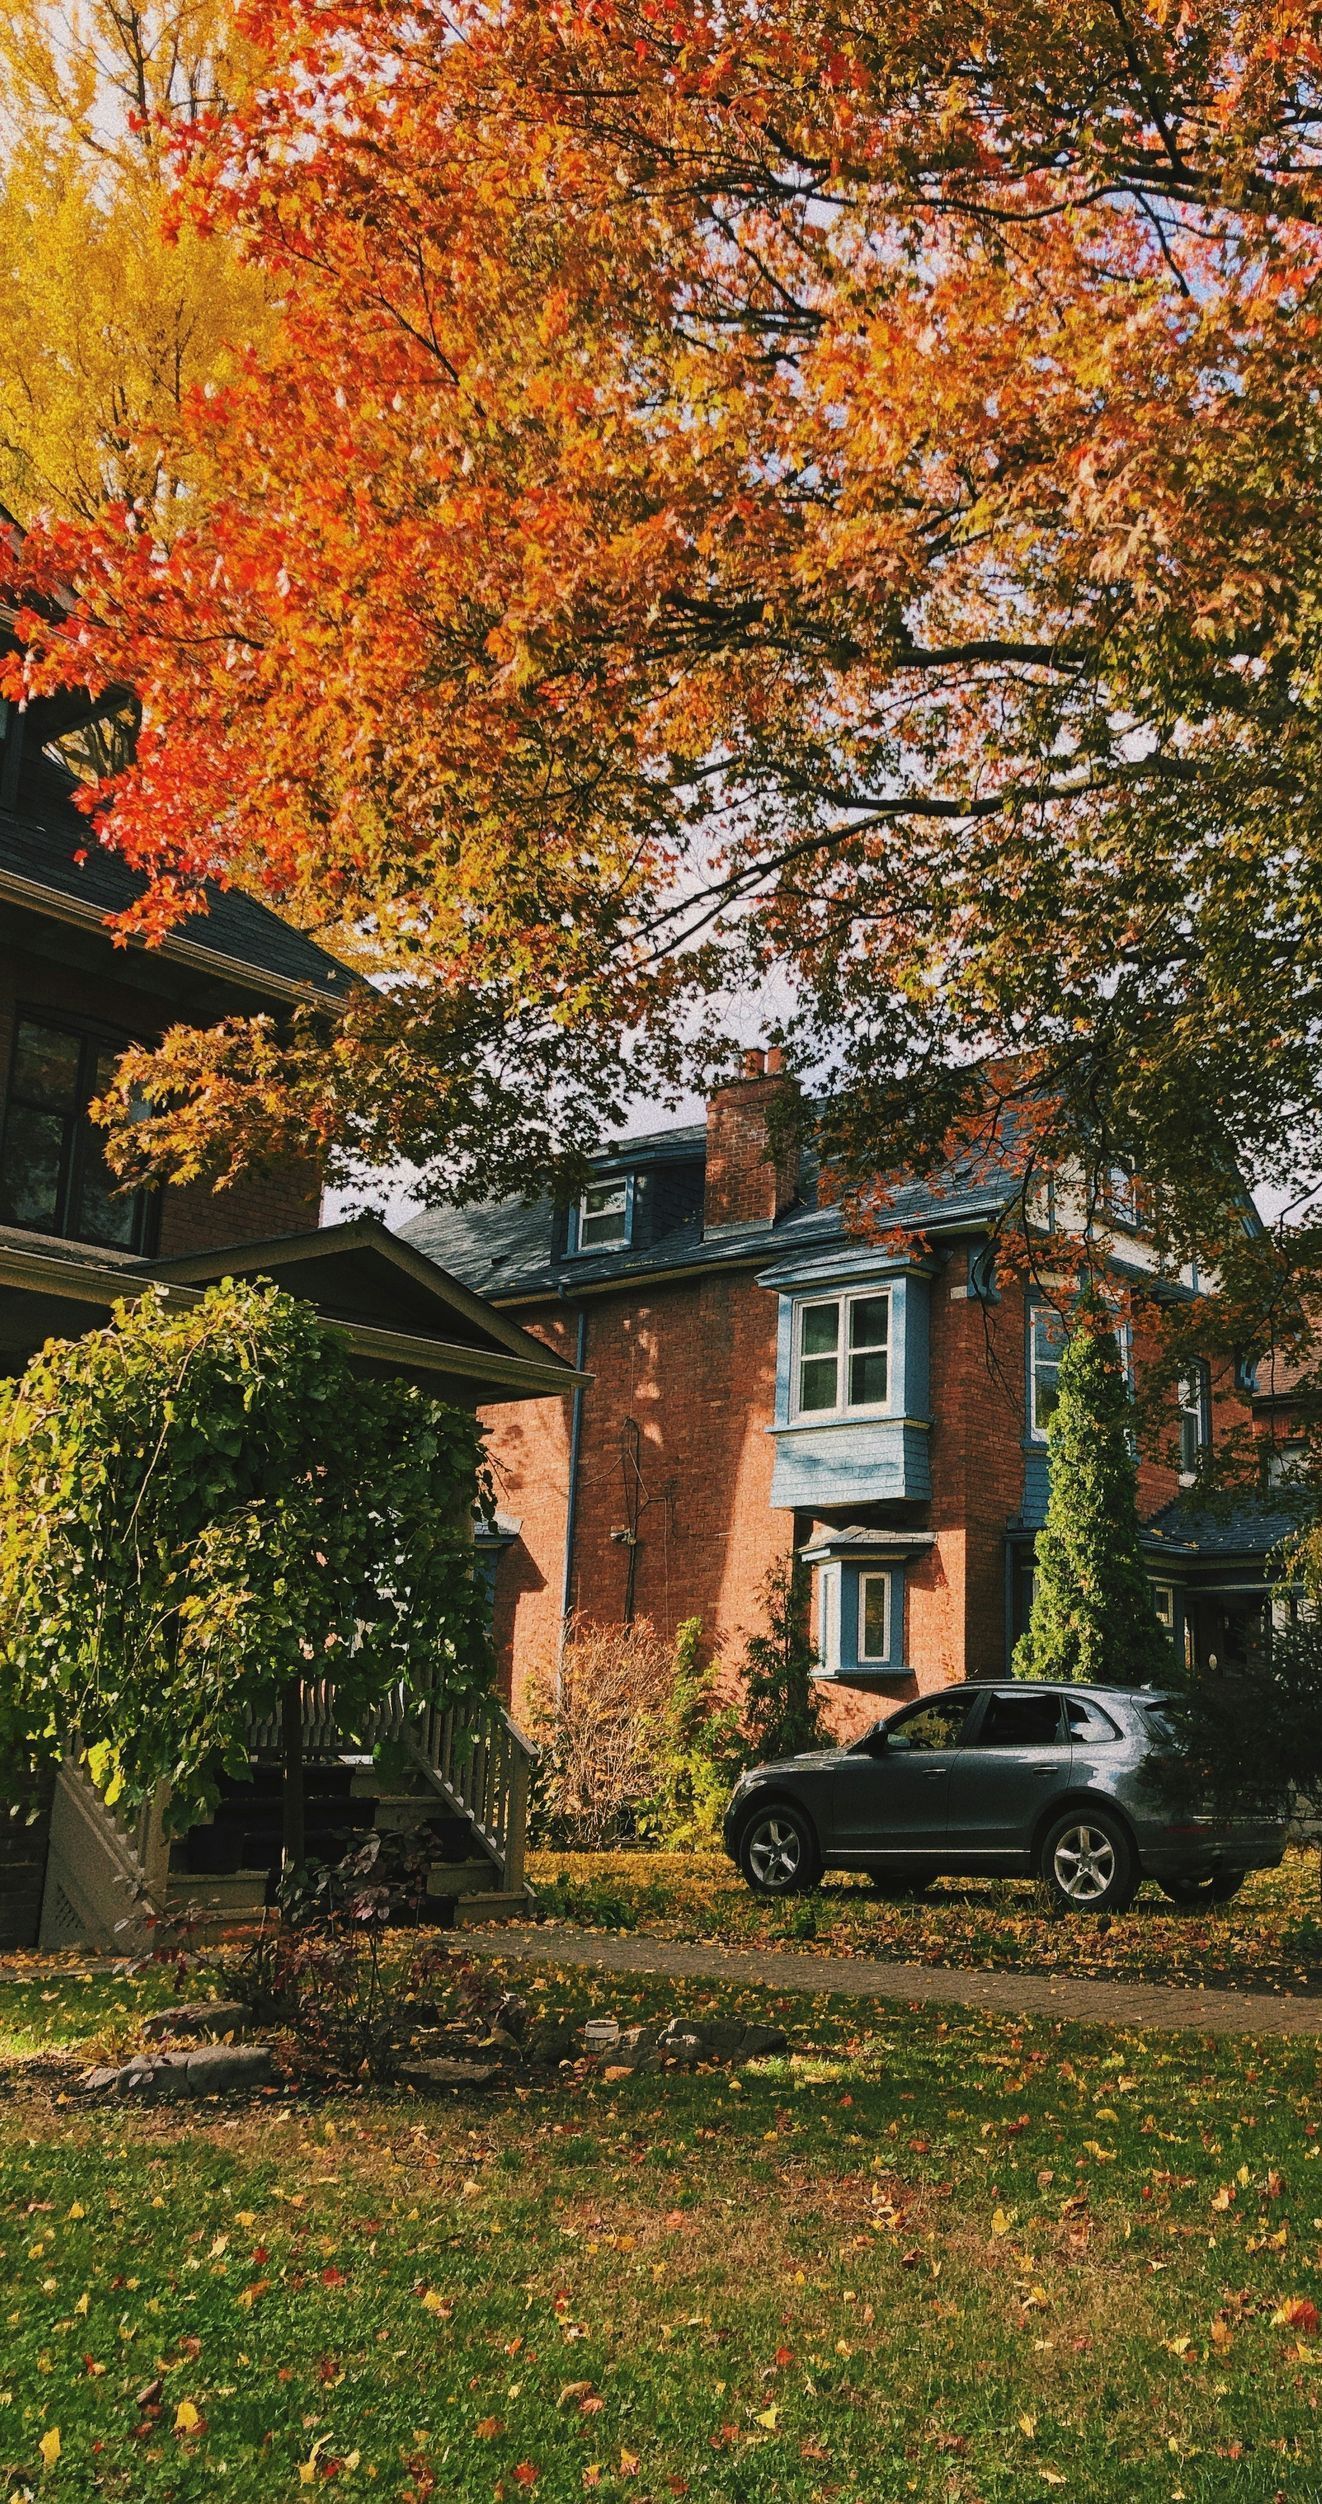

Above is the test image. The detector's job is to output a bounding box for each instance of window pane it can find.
[0,1105,64,1228]
[890,1696,972,1751]
[798,1353,838,1412]
[11,1020,80,1110]
[1065,1697,1122,1741]
[73,1151,140,1249]
[1032,1308,1065,1432]
[859,1573,889,1659]
[799,1302,840,1358]
[848,1295,889,1351]
[973,1692,1064,1748]
[848,1346,888,1406]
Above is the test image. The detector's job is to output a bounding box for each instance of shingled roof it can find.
[0,739,351,1006]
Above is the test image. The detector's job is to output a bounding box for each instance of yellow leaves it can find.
[37,2427,60,2469]
[990,2208,1013,2237]
[234,2210,256,2229]
[1081,2141,1116,2163]
[754,2405,780,2431]
[65,2202,85,2221]
[174,2399,203,2435]
[1017,2412,1037,2439]
[1165,2335,1194,2358]
[420,2288,449,2314]
[298,2434,332,2484]
[1210,2185,1235,2211]
[73,2293,89,2317]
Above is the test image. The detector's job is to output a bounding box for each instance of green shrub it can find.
[642,1618,747,1848]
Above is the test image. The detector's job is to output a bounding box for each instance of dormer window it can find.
[0,1011,154,1253]
[571,1175,633,1254]
[793,1289,891,1419]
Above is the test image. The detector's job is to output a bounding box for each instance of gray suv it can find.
[722,1683,1286,1914]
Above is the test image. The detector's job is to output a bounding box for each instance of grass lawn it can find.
[2,1958,1322,2498]
[527,1847,1322,1996]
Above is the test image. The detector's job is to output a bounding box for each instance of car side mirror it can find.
[866,1723,890,1755]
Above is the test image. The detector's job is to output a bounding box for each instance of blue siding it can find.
[766,1262,933,1508]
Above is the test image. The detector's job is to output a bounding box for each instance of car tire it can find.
[1159,1869,1247,1909]
[1039,1807,1138,1915]
[736,1800,822,1897]
[868,1870,934,1900]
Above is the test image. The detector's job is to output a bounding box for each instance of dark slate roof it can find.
[403,1138,1009,1301]
[1,744,351,1004]
[1144,1491,1311,1559]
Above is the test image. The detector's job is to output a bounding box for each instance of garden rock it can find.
[399,2056,501,2093]
[142,2000,251,2044]
[80,2044,274,2101]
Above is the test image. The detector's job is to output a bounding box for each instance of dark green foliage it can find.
[740,1557,824,1761]
[1014,1303,1175,1687]
[643,1617,747,1847]
[0,1278,493,1828]
[1158,1614,1322,1819]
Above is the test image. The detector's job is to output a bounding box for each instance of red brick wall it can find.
[480,1266,798,1726]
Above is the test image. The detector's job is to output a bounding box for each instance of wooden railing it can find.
[247,1681,535,1894]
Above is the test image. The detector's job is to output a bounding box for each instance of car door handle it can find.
[920,1767,945,1780]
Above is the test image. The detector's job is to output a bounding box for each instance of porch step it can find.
[162,1870,269,1936]
[426,1861,507,1901]
[453,1889,536,1927]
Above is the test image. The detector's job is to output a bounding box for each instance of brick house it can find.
[0,606,578,1946]
[407,1052,1294,1739]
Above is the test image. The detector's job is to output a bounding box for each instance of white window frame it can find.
[571,1174,633,1254]
[1178,1363,1210,1478]
[1030,1303,1133,1443]
[791,1286,892,1422]
[1151,1582,1176,1632]
[856,1568,893,1664]
[1103,1162,1141,1227]
[1029,1305,1066,1442]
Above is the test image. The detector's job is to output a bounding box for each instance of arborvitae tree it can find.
[1014,1301,1175,1688]
[741,1558,824,1760]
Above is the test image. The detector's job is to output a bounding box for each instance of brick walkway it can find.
[462,1924,1322,2039]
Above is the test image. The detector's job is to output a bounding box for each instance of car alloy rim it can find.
[1053,1824,1116,1903]
[748,1816,802,1888]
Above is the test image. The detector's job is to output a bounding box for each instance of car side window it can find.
[887,1698,974,1752]
[1065,1697,1123,1743]
[966,1692,1066,1748]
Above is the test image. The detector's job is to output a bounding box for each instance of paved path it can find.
[462,1924,1322,2040]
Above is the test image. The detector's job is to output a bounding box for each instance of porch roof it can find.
[0,1215,585,1405]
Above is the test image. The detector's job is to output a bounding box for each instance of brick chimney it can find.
[703,1048,801,1236]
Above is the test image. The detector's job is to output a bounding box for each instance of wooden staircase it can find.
[38,1685,536,1951]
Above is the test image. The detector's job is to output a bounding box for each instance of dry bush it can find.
[528,1616,674,1846]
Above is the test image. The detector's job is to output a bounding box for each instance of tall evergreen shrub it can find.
[741,1557,824,1758]
[1014,1300,1175,1687]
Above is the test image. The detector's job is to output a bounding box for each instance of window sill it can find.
[813,1664,914,1685]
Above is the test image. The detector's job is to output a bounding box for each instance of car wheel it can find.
[868,1870,934,1900]
[1039,1808,1137,1914]
[737,1801,822,1897]
[1159,1869,1247,1909]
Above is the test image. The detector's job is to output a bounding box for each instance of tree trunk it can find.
[281,1676,306,1882]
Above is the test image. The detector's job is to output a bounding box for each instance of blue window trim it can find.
[566,1172,635,1257]
[816,1559,909,1682]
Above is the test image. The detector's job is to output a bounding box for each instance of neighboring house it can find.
[0,614,580,1948]
[406,1052,1289,1736]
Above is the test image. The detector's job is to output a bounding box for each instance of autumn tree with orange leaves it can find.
[7,0,1322,1283]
